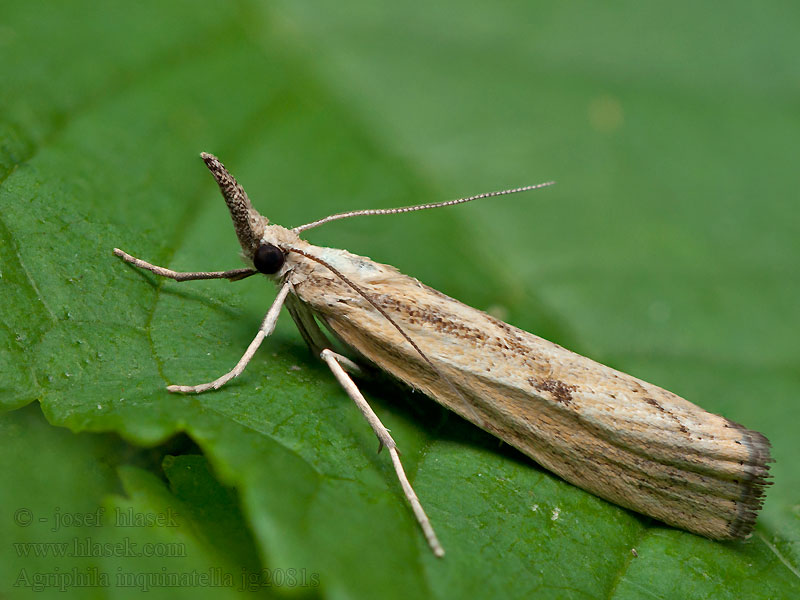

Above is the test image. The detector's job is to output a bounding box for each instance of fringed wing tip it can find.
[726,424,772,539]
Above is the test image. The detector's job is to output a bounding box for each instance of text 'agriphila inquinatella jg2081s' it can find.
[113,153,771,557]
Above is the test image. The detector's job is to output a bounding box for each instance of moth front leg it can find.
[168,281,292,394]
[320,348,445,557]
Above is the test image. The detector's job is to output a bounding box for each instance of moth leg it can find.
[285,295,364,376]
[285,293,330,355]
[167,281,292,394]
[320,348,445,557]
[113,248,256,282]
[322,351,363,377]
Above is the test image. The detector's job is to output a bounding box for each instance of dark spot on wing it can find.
[643,396,689,434]
[643,396,664,412]
[528,378,576,406]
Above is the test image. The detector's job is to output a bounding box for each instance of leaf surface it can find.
[1,1,798,598]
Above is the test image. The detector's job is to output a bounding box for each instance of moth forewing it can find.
[286,241,770,540]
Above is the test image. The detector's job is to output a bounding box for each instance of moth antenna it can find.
[292,181,556,233]
[285,247,486,428]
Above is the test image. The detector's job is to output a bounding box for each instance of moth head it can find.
[201,153,300,277]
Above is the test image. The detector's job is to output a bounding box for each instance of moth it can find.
[114,153,771,556]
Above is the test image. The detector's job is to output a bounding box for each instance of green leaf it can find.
[0,404,275,599]
[1,1,798,599]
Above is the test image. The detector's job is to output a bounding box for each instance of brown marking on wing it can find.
[528,378,577,406]
[371,293,491,345]
[641,396,690,435]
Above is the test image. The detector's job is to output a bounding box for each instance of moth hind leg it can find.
[320,348,444,557]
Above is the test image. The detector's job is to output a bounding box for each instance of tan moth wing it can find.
[288,244,771,540]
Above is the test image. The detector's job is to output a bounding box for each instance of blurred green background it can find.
[1,1,798,598]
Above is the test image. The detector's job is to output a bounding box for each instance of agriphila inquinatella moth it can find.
[114,153,771,557]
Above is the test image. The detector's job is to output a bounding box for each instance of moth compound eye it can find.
[253,243,285,274]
